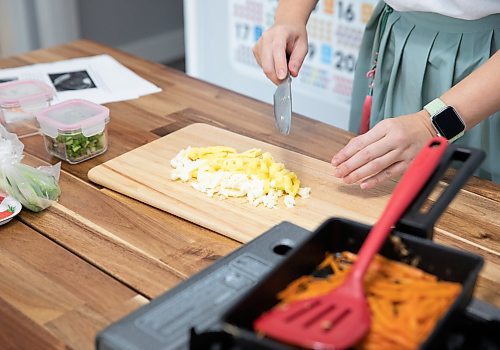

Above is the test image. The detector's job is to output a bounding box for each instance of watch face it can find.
[433,106,465,140]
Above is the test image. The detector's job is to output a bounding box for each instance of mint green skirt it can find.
[349,2,500,183]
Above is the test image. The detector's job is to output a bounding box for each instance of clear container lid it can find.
[0,79,55,108]
[36,99,110,138]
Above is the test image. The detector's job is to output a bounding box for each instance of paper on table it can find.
[0,55,161,105]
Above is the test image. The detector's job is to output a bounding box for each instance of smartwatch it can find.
[424,98,466,143]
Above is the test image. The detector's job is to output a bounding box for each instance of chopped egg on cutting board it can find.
[170,146,310,208]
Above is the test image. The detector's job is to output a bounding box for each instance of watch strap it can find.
[448,130,465,143]
[424,98,447,117]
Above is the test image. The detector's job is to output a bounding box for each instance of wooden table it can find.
[0,40,498,350]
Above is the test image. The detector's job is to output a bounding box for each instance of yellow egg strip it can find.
[187,147,300,196]
[171,146,311,208]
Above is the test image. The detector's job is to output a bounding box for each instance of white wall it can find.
[0,0,185,63]
[0,0,81,56]
[34,0,80,49]
[78,0,185,63]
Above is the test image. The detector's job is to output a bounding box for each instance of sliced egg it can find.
[170,146,311,208]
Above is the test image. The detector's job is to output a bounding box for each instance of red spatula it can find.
[254,137,448,350]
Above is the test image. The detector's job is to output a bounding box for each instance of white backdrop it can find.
[0,0,80,57]
[184,0,378,130]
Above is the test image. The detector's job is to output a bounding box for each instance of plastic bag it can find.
[0,125,61,212]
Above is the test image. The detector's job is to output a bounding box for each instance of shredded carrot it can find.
[272,252,461,350]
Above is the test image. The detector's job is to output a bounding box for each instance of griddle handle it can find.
[189,328,234,349]
[395,145,485,240]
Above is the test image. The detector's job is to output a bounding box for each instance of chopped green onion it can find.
[46,131,107,163]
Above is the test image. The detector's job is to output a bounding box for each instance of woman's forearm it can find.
[275,0,318,25]
[440,50,500,130]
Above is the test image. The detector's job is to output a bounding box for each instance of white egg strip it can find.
[170,147,310,208]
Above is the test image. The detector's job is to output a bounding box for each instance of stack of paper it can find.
[0,55,162,104]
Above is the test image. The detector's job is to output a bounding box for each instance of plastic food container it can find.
[0,80,55,136]
[36,99,110,164]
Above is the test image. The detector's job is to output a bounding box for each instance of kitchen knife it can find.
[273,73,292,135]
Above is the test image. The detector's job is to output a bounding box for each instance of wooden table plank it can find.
[20,154,239,298]
[434,233,500,305]
[0,221,147,350]
[0,298,69,350]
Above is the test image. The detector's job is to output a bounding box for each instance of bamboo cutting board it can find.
[88,124,393,243]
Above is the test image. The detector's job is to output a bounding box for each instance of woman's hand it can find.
[331,111,436,189]
[253,22,309,85]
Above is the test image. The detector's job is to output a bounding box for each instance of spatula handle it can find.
[350,137,448,284]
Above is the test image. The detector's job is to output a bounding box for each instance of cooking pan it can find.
[199,144,485,350]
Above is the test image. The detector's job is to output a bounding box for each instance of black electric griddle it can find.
[220,220,483,350]
[96,145,499,350]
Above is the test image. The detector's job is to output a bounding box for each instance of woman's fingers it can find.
[253,24,308,84]
[359,160,409,189]
[288,36,308,77]
[273,37,288,80]
[331,122,388,170]
[334,136,395,180]
[252,41,262,67]
[331,114,434,189]
[260,32,281,84]
[341,147,401,184]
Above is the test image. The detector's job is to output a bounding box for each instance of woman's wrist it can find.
[275,14,309,26]
[275,0,317,26]
[416,109,438,138]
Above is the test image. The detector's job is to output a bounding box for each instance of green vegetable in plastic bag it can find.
[0,125,61,212]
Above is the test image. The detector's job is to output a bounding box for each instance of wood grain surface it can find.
[0,221,147,350]
[0,40,498,349]
[89,123,393,243]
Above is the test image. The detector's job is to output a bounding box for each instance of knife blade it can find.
[273,73,292,135]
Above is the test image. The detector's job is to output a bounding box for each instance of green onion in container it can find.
[36,99,110,164]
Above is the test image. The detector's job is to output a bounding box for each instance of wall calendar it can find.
[230,0,378,110]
